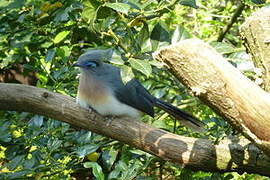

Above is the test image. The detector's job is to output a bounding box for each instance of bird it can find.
[73,49,204,132]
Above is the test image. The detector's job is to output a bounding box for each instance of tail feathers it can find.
[155,99,205,132]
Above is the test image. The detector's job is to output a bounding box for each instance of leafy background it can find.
[0,0,269,179]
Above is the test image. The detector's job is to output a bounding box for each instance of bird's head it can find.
[73,49,113,72]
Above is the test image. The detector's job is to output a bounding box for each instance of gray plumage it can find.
[74,49,204,132]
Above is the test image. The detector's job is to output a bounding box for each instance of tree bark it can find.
[0,83,270,176]
[240,7,270,91]
[153,39,270,156]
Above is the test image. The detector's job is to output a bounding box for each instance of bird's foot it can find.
[104,115,116,126]
[87,105,99,114]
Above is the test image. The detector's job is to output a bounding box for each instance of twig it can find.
[217,2,245,42]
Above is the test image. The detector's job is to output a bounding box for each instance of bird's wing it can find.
[114,79,155,117]
[114,78,204,132]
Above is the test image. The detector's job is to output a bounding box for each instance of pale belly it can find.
[76,94,141,118]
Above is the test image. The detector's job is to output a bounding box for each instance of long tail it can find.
[154,99,205,132]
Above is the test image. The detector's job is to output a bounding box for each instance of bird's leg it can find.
[87,105,97,114]
[87,105,116,126]
[104,115,117,126]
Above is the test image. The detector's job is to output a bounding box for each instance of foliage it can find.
[0,0,269,179]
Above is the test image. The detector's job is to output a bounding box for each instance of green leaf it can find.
[210,42,235,54]
[0,121,12,143]
[171,25,192,43]
[41,42,53,48]
[75,144,100,158]
[23,157,36,169]
[82,0,101,30]
[228,51,250,61]
[120,65,134,84]
[179,0,198,8]
[30,115,44,128]
[73,131,93,145]
[48,139,62,151]
[126,0,142,10]
[141,39,152,53]
[100,16,117,30]
[110,51,124,65]
[57,46,71,61]
[129,58,152,77]
[149,60,164,68]
[150,22,170,51]
[105,3,130,14]
[54,9,69,22]
[2,170,32,179]
[140,0,156,10]
[45,48,56,62]
[53,31,70,44]
[6,0,26,9]
[96,6,112,19]
[0,1,9,8]
[8,155,24,170]
[251,0,265,4]
[83,162,104,180]
[152,118,169,129]
[101,148,118,170]
[137,23,149,47]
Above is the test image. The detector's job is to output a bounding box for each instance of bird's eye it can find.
[85,61,98,68]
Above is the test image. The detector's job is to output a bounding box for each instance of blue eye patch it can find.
[85,61,98,68]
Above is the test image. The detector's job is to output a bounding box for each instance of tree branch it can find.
[153,39,270,156]
[240,7,270,91]
[0,83,270,176]
[217,2,245,42]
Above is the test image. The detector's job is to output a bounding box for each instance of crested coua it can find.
[73,49,204,132]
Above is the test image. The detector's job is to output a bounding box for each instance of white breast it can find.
[76,93,141,118]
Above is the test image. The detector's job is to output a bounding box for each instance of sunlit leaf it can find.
[128,16,146,27]
[75,144,100,158]
[120,65,134,84]
[126,0,142,10]
[171,25,192,44]
[110,51,125,65]
[210,41,235,54]
[87,152,100,162]
[41,42,53,48]
[82,0,101,30]
[37,73,48,84]
[137,23,149,47]
[141,0,156,10]
[53,31,70,44]
[84,162,105,180]
[129,58,152,77]
[105,2,130,14]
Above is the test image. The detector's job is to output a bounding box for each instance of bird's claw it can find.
[104,115,116,126]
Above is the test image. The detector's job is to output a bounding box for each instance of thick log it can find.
[0,83,270,176]
[153,39,270,155]
[240,7,270,91]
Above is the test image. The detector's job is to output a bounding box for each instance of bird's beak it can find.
[73,62,83,67]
